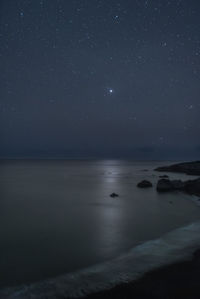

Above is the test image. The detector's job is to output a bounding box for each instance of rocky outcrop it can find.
[155,161,200,176]
[159,175,169,178]
[157,179,173,192]
[157,179,184,192]
[157,178,200,196]
[110,193,119,198]
[184,178,200,197]
[137,180,153,188]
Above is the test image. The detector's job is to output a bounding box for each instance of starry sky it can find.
[0,0,200,159]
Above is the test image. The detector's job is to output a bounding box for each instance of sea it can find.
[0,159,200,296]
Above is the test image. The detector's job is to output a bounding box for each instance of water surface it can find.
[0,159,199,287]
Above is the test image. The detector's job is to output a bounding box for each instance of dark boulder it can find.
[137,180,153,188]
[157,179,185,192]
[171,180,185,189]
[110,193,119,198]
[157,179,175,192]
[184,178,200,197]
[159,175,169,178]
[157,178,200,196]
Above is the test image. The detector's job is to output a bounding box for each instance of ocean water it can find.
[0,159,200,288]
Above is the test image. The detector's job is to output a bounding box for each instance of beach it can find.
[0,160,200,298]
[85,249,200,299]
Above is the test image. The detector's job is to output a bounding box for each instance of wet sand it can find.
[1,221,200,298]
[85,250,200,299]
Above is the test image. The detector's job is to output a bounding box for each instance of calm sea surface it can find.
[0,159,200,287]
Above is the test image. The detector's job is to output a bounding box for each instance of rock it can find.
[193,249,200,259]
[157,178,200,197]
[137,180,153,188]
[155,161,200,176]
[157,179,185,192]
[159,175,169,178]
[184,178,200,197]
[171,180,185,189]
[157,179,174,192]
[110,193,119,198]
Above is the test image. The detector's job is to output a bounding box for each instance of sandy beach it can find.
[84,250,200,299]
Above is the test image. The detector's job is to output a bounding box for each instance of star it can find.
[109,89,113,94]
[162,42,167,47]
[188,104,194,110]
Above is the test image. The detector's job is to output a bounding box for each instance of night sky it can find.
[0,0,200,159]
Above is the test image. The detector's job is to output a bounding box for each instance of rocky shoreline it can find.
[155,161,200,176]
[156,177,200,197]
[137,161,200,197]
[84,161,200,299]
[155,161,200,197]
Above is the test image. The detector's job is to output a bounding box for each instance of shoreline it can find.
[84,249,200,299]
[1,160,200,298]
[85,161,200,299]
[1,220,200,298]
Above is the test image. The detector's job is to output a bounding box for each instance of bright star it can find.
[109,89,113,94]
